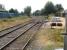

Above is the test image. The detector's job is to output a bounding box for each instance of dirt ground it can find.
[24,22,64,50]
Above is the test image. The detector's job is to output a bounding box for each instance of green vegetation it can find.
[33,10,41,16]
[24,6,31,17]
[9,8,19,14]
[32,1,64,18]
[44,2,56,16]
[44,45,54,50]
[37,27,64,49]
[47,28,64,42]
[0,16,30,31]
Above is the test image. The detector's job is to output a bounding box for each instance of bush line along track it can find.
[0,20,38,50]
[2,22,43,50]
[0,20,32,37]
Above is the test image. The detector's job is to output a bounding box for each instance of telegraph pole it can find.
[64,11,67,50]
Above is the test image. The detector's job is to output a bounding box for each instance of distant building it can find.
[0,4,11,18]
[0,4,19,18]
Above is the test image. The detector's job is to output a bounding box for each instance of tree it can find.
[44,1,56,16]
[9,8,15,13]
[55,4,64,12]
[14,9,19,16]
[20,11,24,15]
[14,9,19,14]
[55,4,64,16]
[24,6,31,17]
[40,9,45,16]
[9,8,19,13]
[9,8,19,16]
[33,10,41,16]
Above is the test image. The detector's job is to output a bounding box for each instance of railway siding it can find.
[0,22,37,50]
[3,22,43,50]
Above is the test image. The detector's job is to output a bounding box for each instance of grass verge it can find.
[0,16,31,31]
[36,26,64,50]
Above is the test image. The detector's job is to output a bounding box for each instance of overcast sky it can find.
[0,0,66,12]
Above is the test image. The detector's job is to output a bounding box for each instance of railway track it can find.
[0,20,32,37]
[0,21,38,50]
[2,21,43,50]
